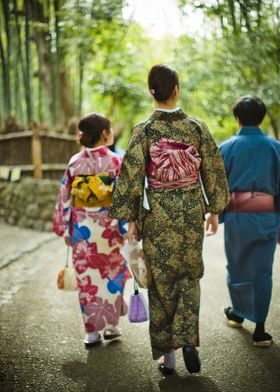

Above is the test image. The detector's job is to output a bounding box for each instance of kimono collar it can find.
[85,146,107,151]
[238,126,264,136]
[150,108,186,121]
[154,107,181,113]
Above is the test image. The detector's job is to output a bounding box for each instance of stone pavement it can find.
[0,223,280,392]
[0,222,54,269]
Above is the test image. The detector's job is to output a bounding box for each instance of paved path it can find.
[0,223,279,392]
[0,223,54,270]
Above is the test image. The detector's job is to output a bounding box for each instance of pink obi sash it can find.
[146,138,201,189]
[226,192,275,212]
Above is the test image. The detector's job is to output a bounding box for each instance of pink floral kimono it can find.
[53,146,131,333]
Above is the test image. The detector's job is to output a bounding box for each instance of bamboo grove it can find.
[0,0,279,144]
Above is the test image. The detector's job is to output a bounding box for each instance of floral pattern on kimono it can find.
[53,146,131,333]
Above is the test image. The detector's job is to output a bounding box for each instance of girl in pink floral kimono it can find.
[53,113,131,348]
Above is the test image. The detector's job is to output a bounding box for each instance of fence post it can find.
[32,125,43,179]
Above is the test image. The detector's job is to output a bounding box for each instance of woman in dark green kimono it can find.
[110,65,229,375]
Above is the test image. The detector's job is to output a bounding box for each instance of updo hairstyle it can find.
[78,113,111,147]
[148,64,179,103]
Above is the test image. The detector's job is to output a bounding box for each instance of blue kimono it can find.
[219,126,280,323]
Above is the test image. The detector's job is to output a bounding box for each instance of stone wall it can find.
[0,178,60,232]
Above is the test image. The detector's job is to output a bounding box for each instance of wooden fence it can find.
[0,127,79,180]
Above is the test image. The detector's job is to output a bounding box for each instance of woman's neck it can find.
[86,142,106,149]
[155,99,178,111]
[91,142,104,148]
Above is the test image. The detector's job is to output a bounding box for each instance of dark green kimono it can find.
[110,109,229,359]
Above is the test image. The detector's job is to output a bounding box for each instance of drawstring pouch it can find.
[128,280,149,323]
[57,247,78,291]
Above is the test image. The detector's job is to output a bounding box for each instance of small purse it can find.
[57,247,77,291]
[128,280,149,323]
[120,239,152,289]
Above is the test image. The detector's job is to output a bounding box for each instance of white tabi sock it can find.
[84,331,101,344]
[164,351,176,369]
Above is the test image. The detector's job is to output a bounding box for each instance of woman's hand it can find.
[125,222,138,241]
[205,214,219,236]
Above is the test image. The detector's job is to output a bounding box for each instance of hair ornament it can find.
[150,89,155,95]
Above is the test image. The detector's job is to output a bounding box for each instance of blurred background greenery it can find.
[0,0,279,148]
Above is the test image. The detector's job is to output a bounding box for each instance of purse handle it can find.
[66,246,70,267]
[134,279,139,295]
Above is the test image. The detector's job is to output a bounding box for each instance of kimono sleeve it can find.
[52,166,73,237]
[110,125,148,222]
[198,121,230,214]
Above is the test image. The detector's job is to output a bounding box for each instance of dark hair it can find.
[78,113,111,147]
[148,64,179,103]
[232,95,266,126]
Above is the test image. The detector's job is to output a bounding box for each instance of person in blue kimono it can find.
[219,95,280,347]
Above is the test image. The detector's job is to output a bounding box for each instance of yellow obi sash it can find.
[71,173,114,208]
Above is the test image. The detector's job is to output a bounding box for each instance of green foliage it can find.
[0,0,278,147]
[175,0,280,140]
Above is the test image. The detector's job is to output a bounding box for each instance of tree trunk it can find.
[53,0,61,123]
[29,0,55,123]
[237,0,251,32]
[54,0,75,124]
[59,68,75,123]
[0,33,9,118]
[107,95,117,118]
[30,0,75,125]
[1,0,11,115]
[13,0,33,125]
[227,0,237,33]
[78,52,84,116]
[267,111,279,140]
[24,0,33,123]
